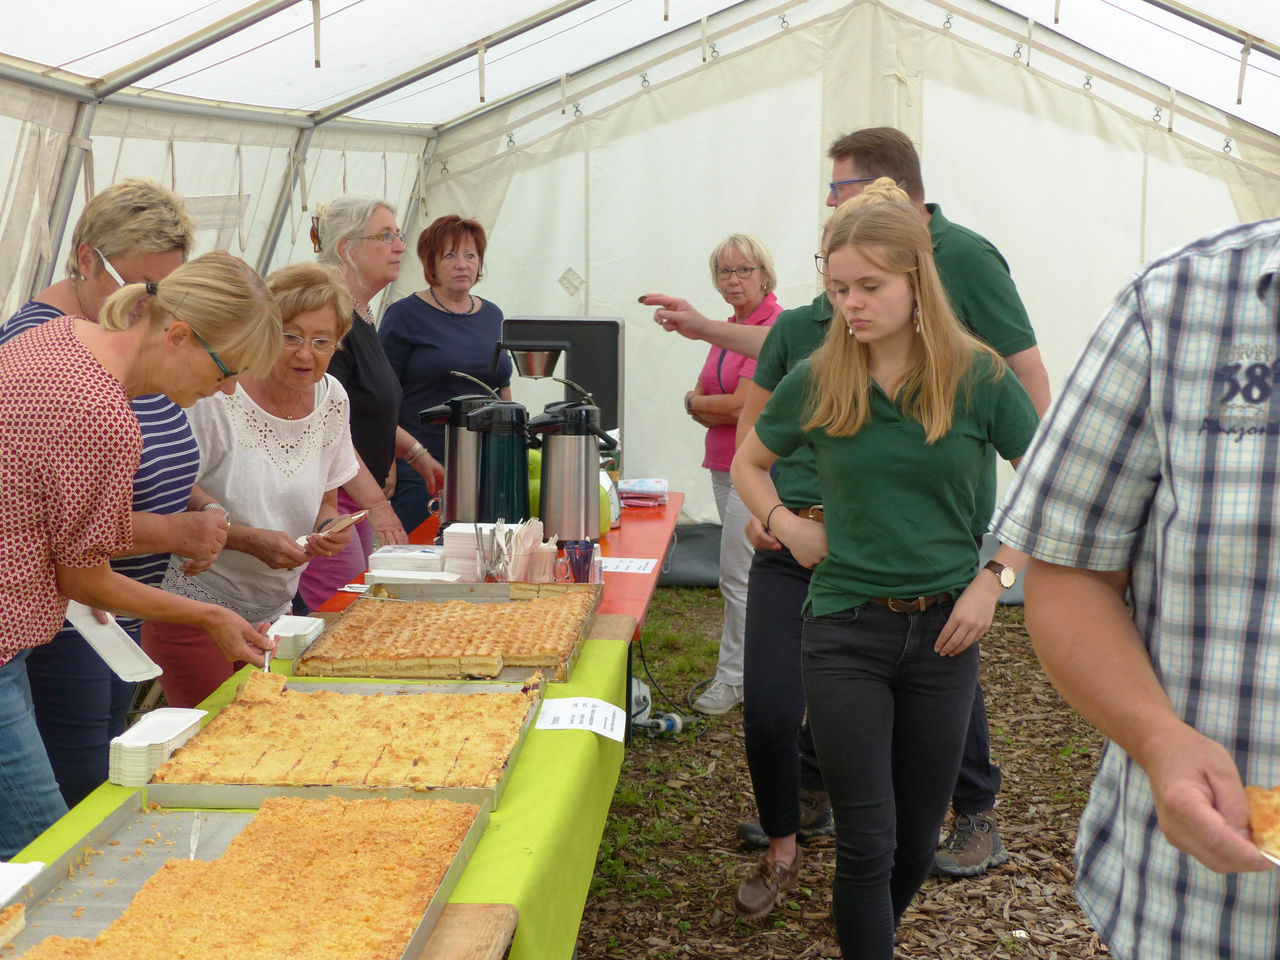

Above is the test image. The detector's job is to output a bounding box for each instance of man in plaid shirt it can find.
[994,219,1280,958]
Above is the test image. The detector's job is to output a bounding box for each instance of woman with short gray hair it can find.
[652,233,784,716]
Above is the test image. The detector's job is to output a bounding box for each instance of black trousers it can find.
[742,545,825,837]
[742,546,1001,839]
[803,601,978,960]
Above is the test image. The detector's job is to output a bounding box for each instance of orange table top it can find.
[317,494,683,641]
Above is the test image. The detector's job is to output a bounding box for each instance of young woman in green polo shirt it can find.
[731,183,1037,959]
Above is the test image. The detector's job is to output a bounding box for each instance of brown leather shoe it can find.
[733,846,802,919]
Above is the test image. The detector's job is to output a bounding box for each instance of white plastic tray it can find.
[66,602,162,682]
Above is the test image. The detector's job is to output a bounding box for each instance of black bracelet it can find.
[316,517,336,533]
[763,503,787,535]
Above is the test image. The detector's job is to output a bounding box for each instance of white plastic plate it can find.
[66,602,162,682]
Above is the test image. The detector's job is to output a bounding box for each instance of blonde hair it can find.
[64,179,195,278]
[266,262,355,341]
[98,251,282,379]
[806,178,1001,442]
[708,233,777,295]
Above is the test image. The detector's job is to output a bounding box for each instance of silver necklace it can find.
[428,287,476,316]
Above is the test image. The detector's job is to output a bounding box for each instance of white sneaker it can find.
[692,679,743,715]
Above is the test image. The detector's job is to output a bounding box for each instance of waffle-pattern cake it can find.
[150,672,536,789]
[295,586,599,681]
[18,796,478,960]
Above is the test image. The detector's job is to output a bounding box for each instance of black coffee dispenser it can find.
[466,399,531,524]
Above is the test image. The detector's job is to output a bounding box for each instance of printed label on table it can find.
[536,697,625,741]
[600,556,657,575]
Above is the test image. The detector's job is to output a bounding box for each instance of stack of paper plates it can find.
[365,569,461,585]
[266,615,327,660]
[108,708,206,787]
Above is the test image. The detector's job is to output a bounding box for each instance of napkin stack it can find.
[617,478,667,507]
[368,544,446,571]
[109,708,206,787]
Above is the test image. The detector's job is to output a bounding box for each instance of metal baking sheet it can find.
[295,583,603,683]
[145,678,540,811]
[3,792,489,959]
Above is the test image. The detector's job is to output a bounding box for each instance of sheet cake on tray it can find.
[295,581,601,682]
[9,794,486,960]
[146,672,539,809]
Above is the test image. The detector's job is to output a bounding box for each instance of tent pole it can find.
[256,127,315,276]
[402,139,439,251]
[94,0,304,97]
[30,101,97,297]
[311,0,600,125]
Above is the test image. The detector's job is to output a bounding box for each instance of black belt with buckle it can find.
[790,505,824,524]
[865,593,952,613]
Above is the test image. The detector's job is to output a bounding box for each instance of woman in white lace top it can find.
[143,263,361,706]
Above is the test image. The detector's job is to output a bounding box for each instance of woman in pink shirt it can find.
[682,234,783,714]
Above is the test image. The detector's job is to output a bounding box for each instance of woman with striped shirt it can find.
[0,180,226,808]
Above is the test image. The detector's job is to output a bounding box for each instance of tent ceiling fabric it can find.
[1,0,1276,134]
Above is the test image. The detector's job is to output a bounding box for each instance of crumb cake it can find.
[150,671,537,789]
[18,796,478,960]
[295,585,598,680]
[1246,784,1280,856]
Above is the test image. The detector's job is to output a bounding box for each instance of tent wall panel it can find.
[0,79,78,318]
[410,0,1280,521]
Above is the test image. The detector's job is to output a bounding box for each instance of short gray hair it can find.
[708,233,776,295]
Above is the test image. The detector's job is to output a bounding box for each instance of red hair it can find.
[416,214,487,286]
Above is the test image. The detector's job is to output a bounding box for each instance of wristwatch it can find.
[984,559,1016,590]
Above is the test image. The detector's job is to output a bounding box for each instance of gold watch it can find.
[984,559,1016,590]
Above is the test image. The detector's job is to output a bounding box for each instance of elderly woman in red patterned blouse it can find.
[0,250,280,859]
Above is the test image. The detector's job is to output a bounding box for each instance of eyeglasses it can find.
[359,229,406,246]
[814,253,828,274]
[93,247,127,287]
[189,325,234,379]
[716,266,758,281]
[281,332,340,355]
[828,176,877,201]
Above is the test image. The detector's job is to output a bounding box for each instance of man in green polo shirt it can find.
[734,129,1049,904]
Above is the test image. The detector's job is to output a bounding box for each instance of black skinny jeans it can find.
[803,600,978,960]
[743,545,1000,838]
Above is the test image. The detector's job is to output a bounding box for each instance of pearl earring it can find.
[846,323,854,336]
[912,303,921,334]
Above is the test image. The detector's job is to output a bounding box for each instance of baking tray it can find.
[295,582,603,683]
[145,678,540,811]
[2,791,489,959]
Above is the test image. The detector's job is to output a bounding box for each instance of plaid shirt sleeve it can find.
[992,279,1161,569]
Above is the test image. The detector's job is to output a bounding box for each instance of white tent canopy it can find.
[3,0,1278,520]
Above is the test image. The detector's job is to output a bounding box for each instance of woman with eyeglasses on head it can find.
[0,250,280,858]
[295,198,429,611]
[0,180,235,811]
[142,262,363,708]
[379,214,511,532]
[654,235,783,716]
[731,182,1037,959]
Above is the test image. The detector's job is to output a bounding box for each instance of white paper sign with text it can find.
[535,697,626,741]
